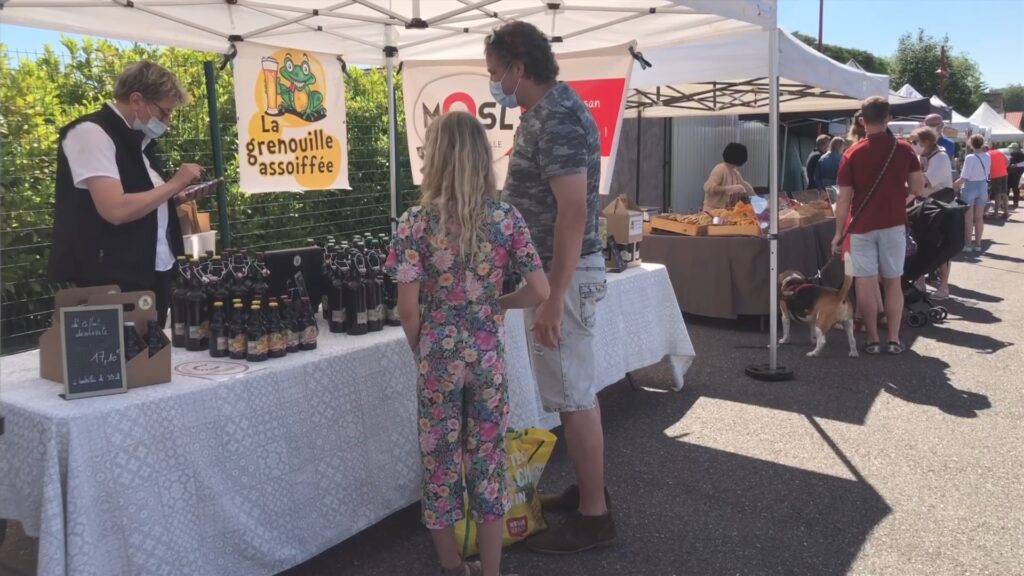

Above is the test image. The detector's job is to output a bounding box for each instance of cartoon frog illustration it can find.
[277,54,326,121]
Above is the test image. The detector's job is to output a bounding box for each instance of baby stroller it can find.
[902,196,968,327]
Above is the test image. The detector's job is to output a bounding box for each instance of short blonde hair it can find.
[829,137,844,153]
[911,126,937,147]
[114,61,189,105]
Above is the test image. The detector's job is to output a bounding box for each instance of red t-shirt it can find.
[988,150,1008,178]
[836,131,921,234]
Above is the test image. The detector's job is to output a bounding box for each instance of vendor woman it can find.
[703,142,754,210]
[48,61,209,327]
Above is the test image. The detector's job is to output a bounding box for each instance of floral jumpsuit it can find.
[386,198,542,529]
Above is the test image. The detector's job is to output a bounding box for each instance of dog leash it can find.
[809,132,899,282]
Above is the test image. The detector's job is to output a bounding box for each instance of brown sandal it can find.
[441,561,518,576]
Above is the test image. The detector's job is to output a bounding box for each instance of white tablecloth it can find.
[0,264,693,576]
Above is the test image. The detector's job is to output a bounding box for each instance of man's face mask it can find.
[489,63,521,109]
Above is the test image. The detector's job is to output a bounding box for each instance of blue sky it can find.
[1,1,1020,89]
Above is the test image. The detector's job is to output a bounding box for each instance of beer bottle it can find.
[186,267,207,352]
[267,301,286,359]
[329,260,347,333]
[282,296,300,354]
[208,302,228,358]
[228,302,247,360]
[123,321,140,361]
[365,252,384,332]
[321,246,334,321]
[146,319,164,357]
[299,297,319,350]
[171,256,190,348]
[246,304,268,362]
[343,256,368,335]
[382,260,401,327]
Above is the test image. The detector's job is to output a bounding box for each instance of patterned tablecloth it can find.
[0,264,693,576]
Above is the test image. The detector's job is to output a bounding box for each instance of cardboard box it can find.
[40,286,172,389]
[650,216,707,236]
[602,195,644,244]
[706,223,763,237]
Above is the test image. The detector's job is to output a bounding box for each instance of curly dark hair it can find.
[485,21,559,83]
[722,142,748,166]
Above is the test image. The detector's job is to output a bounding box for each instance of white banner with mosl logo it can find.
[234,42,349,193]
[402,43,634,195]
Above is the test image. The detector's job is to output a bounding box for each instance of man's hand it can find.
[531,296,564,350]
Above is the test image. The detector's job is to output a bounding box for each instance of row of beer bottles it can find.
[320,241,401,336]
[208,296,318,361]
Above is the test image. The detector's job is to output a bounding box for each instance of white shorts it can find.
[525,253,606,413]
[850,225,906,279]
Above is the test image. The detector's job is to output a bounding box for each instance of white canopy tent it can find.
[3,0,795,379]
[970,102,1024,142]
[889,86,983,140]
[625,27,888,117]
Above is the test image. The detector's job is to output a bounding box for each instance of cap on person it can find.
[924,113,945,129]
[1010,143,1020,150]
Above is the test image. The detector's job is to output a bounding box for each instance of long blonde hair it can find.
[419,111,498,263]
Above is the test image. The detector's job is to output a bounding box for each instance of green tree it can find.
[1002,84,1024,112]
[791,31,889,75]
[889,29,986,113]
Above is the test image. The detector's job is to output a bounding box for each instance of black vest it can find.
[48,105,185,287]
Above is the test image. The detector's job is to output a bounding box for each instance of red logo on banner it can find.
[564,78,627,156]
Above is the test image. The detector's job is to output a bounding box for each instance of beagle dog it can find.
[778,270,857,358]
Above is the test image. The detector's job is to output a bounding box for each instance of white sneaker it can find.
[932,287,949,300]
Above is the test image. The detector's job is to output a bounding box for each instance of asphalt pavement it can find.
[2,211,1021,576]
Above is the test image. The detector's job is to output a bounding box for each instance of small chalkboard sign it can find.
[60,305,127,400]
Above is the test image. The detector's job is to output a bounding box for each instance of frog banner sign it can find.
[402,43,634,195]
[234,42,349,192]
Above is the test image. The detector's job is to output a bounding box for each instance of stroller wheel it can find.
[937,307,949,321]
[907,312,928,328]
[929,308,946,323]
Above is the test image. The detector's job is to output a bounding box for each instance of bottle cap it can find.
[125,321,135,326]
[269,302,279,308]
[213,301,224,307]
[234,302,243,308]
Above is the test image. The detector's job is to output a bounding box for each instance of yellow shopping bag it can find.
[454,427,557,557]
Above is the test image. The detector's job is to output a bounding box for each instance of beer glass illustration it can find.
[262,57,283,116]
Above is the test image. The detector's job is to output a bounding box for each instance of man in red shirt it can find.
[833,96,924,355]
[988,146,1010,219]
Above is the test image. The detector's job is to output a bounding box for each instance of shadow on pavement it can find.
[939,297,1002,325]
[947,285,1004,304]
[284,373,892,576]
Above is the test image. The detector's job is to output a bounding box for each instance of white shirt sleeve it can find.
[62,122,120,188]
[923,152,953,193]
[961,154,986,182]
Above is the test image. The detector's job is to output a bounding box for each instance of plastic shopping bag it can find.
[454,427,557,557]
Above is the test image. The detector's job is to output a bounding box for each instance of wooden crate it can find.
[650,216,707,236]
[707,223,762,237]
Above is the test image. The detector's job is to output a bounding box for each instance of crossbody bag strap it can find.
[839,133,899,245]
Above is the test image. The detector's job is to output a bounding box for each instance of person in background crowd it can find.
[1008,142,1024,209]
[833,96,924,356]
[988,143,1010,219]
[485,21,616,555]
[815,137,845,189]
[703,143,755,210]
[924,113,957,159]
[386,111,549,576]
[806,134,830,189]
[955,134,991,253]
[911,126,954,299]
[48,60,206,327]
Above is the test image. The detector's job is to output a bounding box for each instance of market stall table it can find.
[0,264,693,576]
[641,219,843,319]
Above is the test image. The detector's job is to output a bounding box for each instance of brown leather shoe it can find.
[526,512,617,555]
[538,484,612,515]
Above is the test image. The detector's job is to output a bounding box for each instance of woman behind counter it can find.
[703,142,754,210]
[48,61,208,327]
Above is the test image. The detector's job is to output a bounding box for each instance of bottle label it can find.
[303,325,318,344]
[229,335,246,354]
[216,337,228,352]
[387,306,400,321]
[368,308,381,322]
[200,320,210,339]
[189,326,201,339]
[248,336,269,356]
[288,330,300,348]
[174,322,186,337]
[357,312,368,325]
[332,309,346,323]
[269,332,285,351]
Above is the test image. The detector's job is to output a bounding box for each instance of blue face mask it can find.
[489,64,521,109]
[133,103,168,139]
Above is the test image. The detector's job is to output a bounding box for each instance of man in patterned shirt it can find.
[485,21,616,554]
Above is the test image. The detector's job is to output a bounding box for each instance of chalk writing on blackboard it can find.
[61,305,127,400]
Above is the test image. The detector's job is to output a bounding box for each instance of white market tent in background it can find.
[889,84,983,140]
[970,102,1024,142]
[626,27,888,118]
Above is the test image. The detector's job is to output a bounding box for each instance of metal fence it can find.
[0,44,416,355]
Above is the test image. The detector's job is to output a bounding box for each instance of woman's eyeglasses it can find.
[148,101,173,123]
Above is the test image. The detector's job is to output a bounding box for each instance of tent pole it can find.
[385,27,398,230]
[746,24,793,382]
[781,123,789,193]
[203,60,231,249]
[635,109,643,205]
